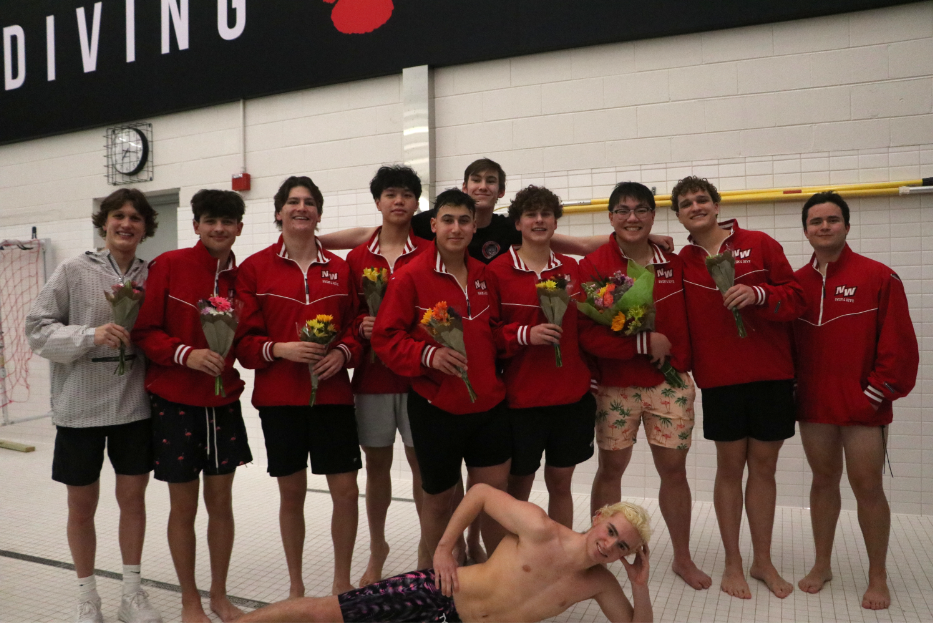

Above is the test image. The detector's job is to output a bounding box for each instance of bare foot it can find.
[672,559,712,590]
[210,595,244,622]
[750,563,793,599]
[798,566,832,593]
[181,599,212,623]
[332,581,355,596]
[720,565,751,599]
[358,541,390,587]
[862,577,890,610]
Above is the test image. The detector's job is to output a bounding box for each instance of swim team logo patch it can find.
[733,249,751,260]
[482,241,501,260]
[321,270,340,285]
[834,284,857,303]
[474,279,487,291]
[656,267,674,280]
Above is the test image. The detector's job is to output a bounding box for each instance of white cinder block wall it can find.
[1,3,931,513]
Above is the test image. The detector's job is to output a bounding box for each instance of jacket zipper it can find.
[818,271,827,326]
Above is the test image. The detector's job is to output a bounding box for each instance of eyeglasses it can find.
[612,207,654,218]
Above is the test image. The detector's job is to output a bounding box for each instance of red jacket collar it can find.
[809,242,853,275]
[274,235,329,265]
[366,227,420,258]
[686,218,741,247]
[192,240,236,272]
[507,245,562,273]
[610,234,670,266]
[432,244,473,276]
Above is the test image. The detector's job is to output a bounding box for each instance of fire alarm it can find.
[232,173,251,191]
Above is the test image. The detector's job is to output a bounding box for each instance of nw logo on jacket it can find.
[657,267,673,280]
[322,270,339,282]
[733,249,751,260]
[474,279,488,291]
[835,285,857,297]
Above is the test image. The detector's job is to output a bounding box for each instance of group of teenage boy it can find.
[26,156,918,623]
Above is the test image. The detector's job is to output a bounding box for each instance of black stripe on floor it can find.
[0,549,269,610]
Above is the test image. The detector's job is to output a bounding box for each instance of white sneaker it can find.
[117,589,163,623]
[75,596,103,623]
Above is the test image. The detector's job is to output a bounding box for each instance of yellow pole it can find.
[562,186,904,215]
[560,179,926,210]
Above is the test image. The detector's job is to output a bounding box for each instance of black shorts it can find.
[259,404,362,477]
[150,394,253,483]
[702,379,796,442]
[509,392,596,476]
[52,419,154,487]
[407,390,511,495]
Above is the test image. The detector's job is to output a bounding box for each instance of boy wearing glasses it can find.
[579,182,708,590]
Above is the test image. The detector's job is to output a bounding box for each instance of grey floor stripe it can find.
[307,487,415,503]
[0,549,268,610]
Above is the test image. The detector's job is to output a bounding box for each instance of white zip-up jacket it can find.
[26,250,150,428]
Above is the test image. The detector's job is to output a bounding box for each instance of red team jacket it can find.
[679,220,805,389]
[486,247,590,408]
[794,244,918,426]
[234,237,361,408]
[579,237,692,389]
[133,241,244,406]
[372,246,506,415]
[346,228,431,394]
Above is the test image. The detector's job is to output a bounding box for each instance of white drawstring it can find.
[204,407,220,469]
[212,407,219,470]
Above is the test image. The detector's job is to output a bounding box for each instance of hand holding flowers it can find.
[705,250,748,338]
[577,260,686,389]
[298,315,340,407]
[197,296,238,396]
[420,301,477,402]
[104,280,145,375]
[535,274,573,367]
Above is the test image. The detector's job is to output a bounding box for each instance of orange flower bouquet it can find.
[420,301,477,403]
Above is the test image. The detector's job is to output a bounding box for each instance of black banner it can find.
[0,0,914,145]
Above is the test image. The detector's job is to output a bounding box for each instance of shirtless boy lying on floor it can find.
[240,484,653,623]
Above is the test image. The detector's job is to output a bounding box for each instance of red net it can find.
[0,240,43,411]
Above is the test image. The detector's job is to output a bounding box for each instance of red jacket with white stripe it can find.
[371,245,506,415]
[132,241,244,406]
[578,237,692,388]
[679,220,806,389]
[346,228,431,394]
[486,247,590,408]
[234,237,361,408]
[794,244,918,426]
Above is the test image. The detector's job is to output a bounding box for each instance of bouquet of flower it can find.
[362,267,389,362]
[298,315,340,407]
[198,296,238,396]
[535,274,573,367]
[420,301,477,402]
[105,280,145,375]
[705,250,748,338]
[577,260,686,389]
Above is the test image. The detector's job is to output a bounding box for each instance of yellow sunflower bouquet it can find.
[298,314,339,406]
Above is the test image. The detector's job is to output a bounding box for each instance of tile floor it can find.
[2,418,933,623]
